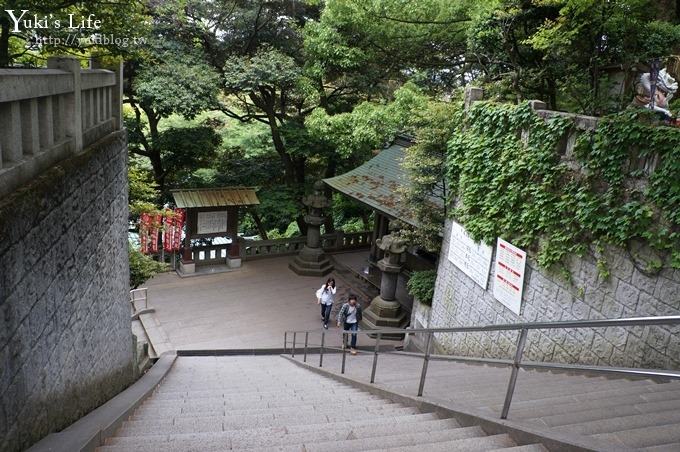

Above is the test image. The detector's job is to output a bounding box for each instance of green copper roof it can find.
[324,142,418,225]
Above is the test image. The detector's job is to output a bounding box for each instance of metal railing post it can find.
[501,328,529,419]
[341,332,347,374]
[370,333,381,384]
[319,330,325,367]
[303,332,309,363]
[292,332,296,358]
[283,332,287,353]
[417,331,433,397]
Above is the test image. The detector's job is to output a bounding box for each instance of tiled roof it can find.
[171,187,260,208]
[324,142,422,225]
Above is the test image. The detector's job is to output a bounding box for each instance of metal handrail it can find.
[283,315,680,419]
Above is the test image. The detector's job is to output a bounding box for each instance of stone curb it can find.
[281,354,632,452]
[177,345,398,356]
[27,353,177,452]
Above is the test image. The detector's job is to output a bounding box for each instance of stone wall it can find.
[0,130,134,452]
[428,219,680,370]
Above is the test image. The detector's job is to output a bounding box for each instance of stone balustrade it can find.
[0,56,123,197]
[241,230,373,261]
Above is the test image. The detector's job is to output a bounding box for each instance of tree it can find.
[125,39,221,191]
[467,0,680,113]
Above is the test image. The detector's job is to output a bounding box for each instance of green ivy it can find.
[406,270,437,306]
[447,102,680,271]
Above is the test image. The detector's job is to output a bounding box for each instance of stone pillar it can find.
[47,56,82,153]
[289,181,333,276]
[464,86,484,111]
[180,209,195,274]
[227,206,242,268]
[361,233,408,338]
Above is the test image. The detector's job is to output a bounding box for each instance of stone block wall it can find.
[429,219,680,370]
[0,130,134,452]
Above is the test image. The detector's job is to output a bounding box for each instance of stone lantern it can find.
[289,181,334,276]
[361,232,408,337]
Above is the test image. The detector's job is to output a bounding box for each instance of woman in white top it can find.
[317,277,336,329]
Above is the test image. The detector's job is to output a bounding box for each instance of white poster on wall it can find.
[447,221,493,289]
[493,238,527,315]
[197,211,228,235]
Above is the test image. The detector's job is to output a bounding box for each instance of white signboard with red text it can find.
[493,238,527,315]
[447,221,493,289]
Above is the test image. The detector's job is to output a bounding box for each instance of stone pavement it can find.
[142,255,375,350]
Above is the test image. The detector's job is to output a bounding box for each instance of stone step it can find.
[297,426,487,452]
[140,393,382,411]
[550,409,680,435]
[488,445,549,452]
[115,407,420,436]
[107,412,443,447]
[103,417,461,451]
[640,443,680,452]
[148,387,368,401]
[591,423,680,449]
[136,396,387,412]
[153,383,350,399]
[363,433,517,451]
[450,377,655,407]
[131,401,404,420]
[138,395,384,414]
[497,391,675,420]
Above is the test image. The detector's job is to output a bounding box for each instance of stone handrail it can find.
[241,230,373,260]
[0,56,123,197]
[241,237,307,260]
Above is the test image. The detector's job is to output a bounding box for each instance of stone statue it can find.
[633,68,678,118]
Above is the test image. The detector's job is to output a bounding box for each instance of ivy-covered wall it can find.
[428,94,680,369]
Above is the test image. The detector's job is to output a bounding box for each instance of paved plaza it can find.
[143,255,375,351]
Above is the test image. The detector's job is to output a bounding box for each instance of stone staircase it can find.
[96,356,546,451]
[304,353,680,451]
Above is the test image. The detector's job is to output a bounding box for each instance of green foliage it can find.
[467,0,680,113]
[157,126,222,186]
[447,102,680,270]
[406,270,438,306]
[128,160,159,217]
[267,221,301,239]
[134,45,220,119]
[129,244,167,289]
[400,95,463,251]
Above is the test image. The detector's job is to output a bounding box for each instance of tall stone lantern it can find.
[289,181,334,276]
[361,232,408,338]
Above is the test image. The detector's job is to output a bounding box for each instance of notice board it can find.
[197,211,228,235]
[493,238,527,315]
[447,221,493,289]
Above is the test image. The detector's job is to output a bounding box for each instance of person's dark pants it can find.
[321,303,332,324]
[344,322,358,348]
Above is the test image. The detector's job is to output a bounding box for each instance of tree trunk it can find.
[145,110,166,192]
[323,156,337,233]
[0,19,10,67]
[249,208,269,240]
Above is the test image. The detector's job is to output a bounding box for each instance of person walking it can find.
[337,294,362,355]
[316,277,336,329]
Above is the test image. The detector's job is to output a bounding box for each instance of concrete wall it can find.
[0,130,134,452]
[428,219,680,370]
